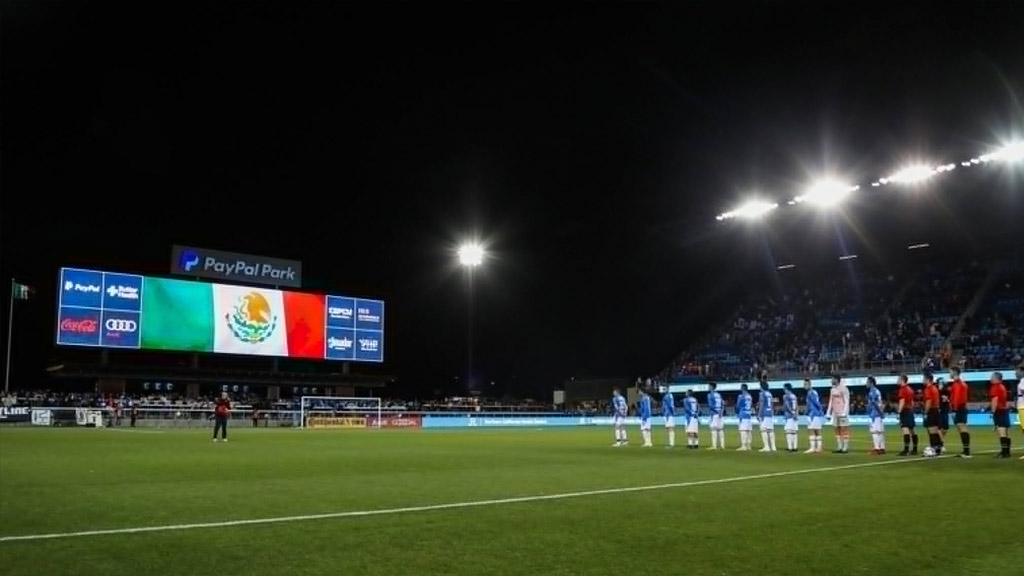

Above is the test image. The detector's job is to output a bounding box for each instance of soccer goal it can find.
[298,396,383,429]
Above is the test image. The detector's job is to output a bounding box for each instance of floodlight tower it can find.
[457,243,484,393]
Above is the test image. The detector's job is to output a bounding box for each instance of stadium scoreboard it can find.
[55,267,384,362]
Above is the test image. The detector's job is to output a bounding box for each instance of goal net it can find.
[299,396,382,429]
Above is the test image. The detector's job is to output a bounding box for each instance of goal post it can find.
[299,396,382,429]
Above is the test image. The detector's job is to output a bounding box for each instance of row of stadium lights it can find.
[715,140,1024,222]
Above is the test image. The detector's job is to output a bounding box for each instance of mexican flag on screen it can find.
[139,278,325,358]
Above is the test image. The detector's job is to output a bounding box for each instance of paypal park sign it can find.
[171,245,302,288]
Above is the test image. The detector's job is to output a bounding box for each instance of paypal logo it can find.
[180,251,200,272]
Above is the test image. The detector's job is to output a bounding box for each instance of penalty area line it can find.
[0,452,977,543]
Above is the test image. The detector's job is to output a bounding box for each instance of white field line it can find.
[0,450,990,544]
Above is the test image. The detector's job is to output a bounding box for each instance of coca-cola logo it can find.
[61,318,99,333]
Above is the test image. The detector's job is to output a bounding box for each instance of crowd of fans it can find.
[664,260,1013,383]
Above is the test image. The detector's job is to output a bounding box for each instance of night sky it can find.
[2,2,1022,398]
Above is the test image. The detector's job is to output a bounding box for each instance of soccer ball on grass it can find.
[923,446,936,457]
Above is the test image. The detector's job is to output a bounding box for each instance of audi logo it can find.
[105,319,137,331]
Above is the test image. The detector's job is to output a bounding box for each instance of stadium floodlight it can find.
[715,199,778,221]
[907,243,930,250]
[457,243,485,267]
[776,264,796,270]
[838,254,858,261]
[791,180,858,207]
[876,163,956,186]
[979,141,1024,163]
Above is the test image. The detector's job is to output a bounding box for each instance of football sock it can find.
[902,434,910,450]
[668,430,675,447]
[960,432,971,455]
[1000,437,1010,456]
[911,434,919,450]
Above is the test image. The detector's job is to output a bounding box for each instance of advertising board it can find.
[421,413,1019,429]
[367,415,423,428]
[306,416,367,429]
[56,268,384,362]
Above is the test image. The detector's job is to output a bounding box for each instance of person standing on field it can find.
[949,366,972,458]
[213,392,231,442]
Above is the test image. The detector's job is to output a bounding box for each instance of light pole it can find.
[457,243,484,393]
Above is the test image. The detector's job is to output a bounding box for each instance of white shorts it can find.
[738,417,752,432]
[685,418,699,434]
[832,415,850,428]
[869,417,884,434]
[639,418,651,431]
[784,418,798,433]
[664,416,675,428]
[613,415,625,428]
[759,417,774,430]
[709,415,724,430]
[808,416,823,431]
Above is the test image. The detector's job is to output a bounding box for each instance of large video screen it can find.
[56,268,384,362]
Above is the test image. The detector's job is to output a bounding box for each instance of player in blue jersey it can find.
[735,384,754,451]
[683,390,700,449]
[637,389,653,447]
[662,390,676,448]
[866,376,886,454]
[782,383,799,452]
[707,383,725,450]
[803,378,824,453]
[757,380,777,452]
[611,388,628,447]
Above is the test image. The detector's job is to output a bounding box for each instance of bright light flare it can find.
[716,200,778,221]
[979,141,1024,163]
[457,243,485,267]
[876,163,956,186]
[792,180,858,206]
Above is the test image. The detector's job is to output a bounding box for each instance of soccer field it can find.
[0,427,1018,576]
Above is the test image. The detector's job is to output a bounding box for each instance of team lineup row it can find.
[610,369,1024,460]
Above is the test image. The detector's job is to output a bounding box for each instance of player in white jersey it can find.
[825,374,850,454]
[611,388,628,447]
[1016,365,1024,460]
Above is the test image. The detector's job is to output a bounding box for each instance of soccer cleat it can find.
[957,454,972,459]
[642,443,653,448]
[803,448,816,454]
[1018,454,1024,460]
[995,453,1010,459]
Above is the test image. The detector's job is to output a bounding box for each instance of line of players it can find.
[611,366,1022,459]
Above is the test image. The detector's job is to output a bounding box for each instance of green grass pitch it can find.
[0,426,1020,576]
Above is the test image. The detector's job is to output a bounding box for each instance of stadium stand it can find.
[663,258,1018,384]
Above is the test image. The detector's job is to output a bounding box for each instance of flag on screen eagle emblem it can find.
[225,291,278,344]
